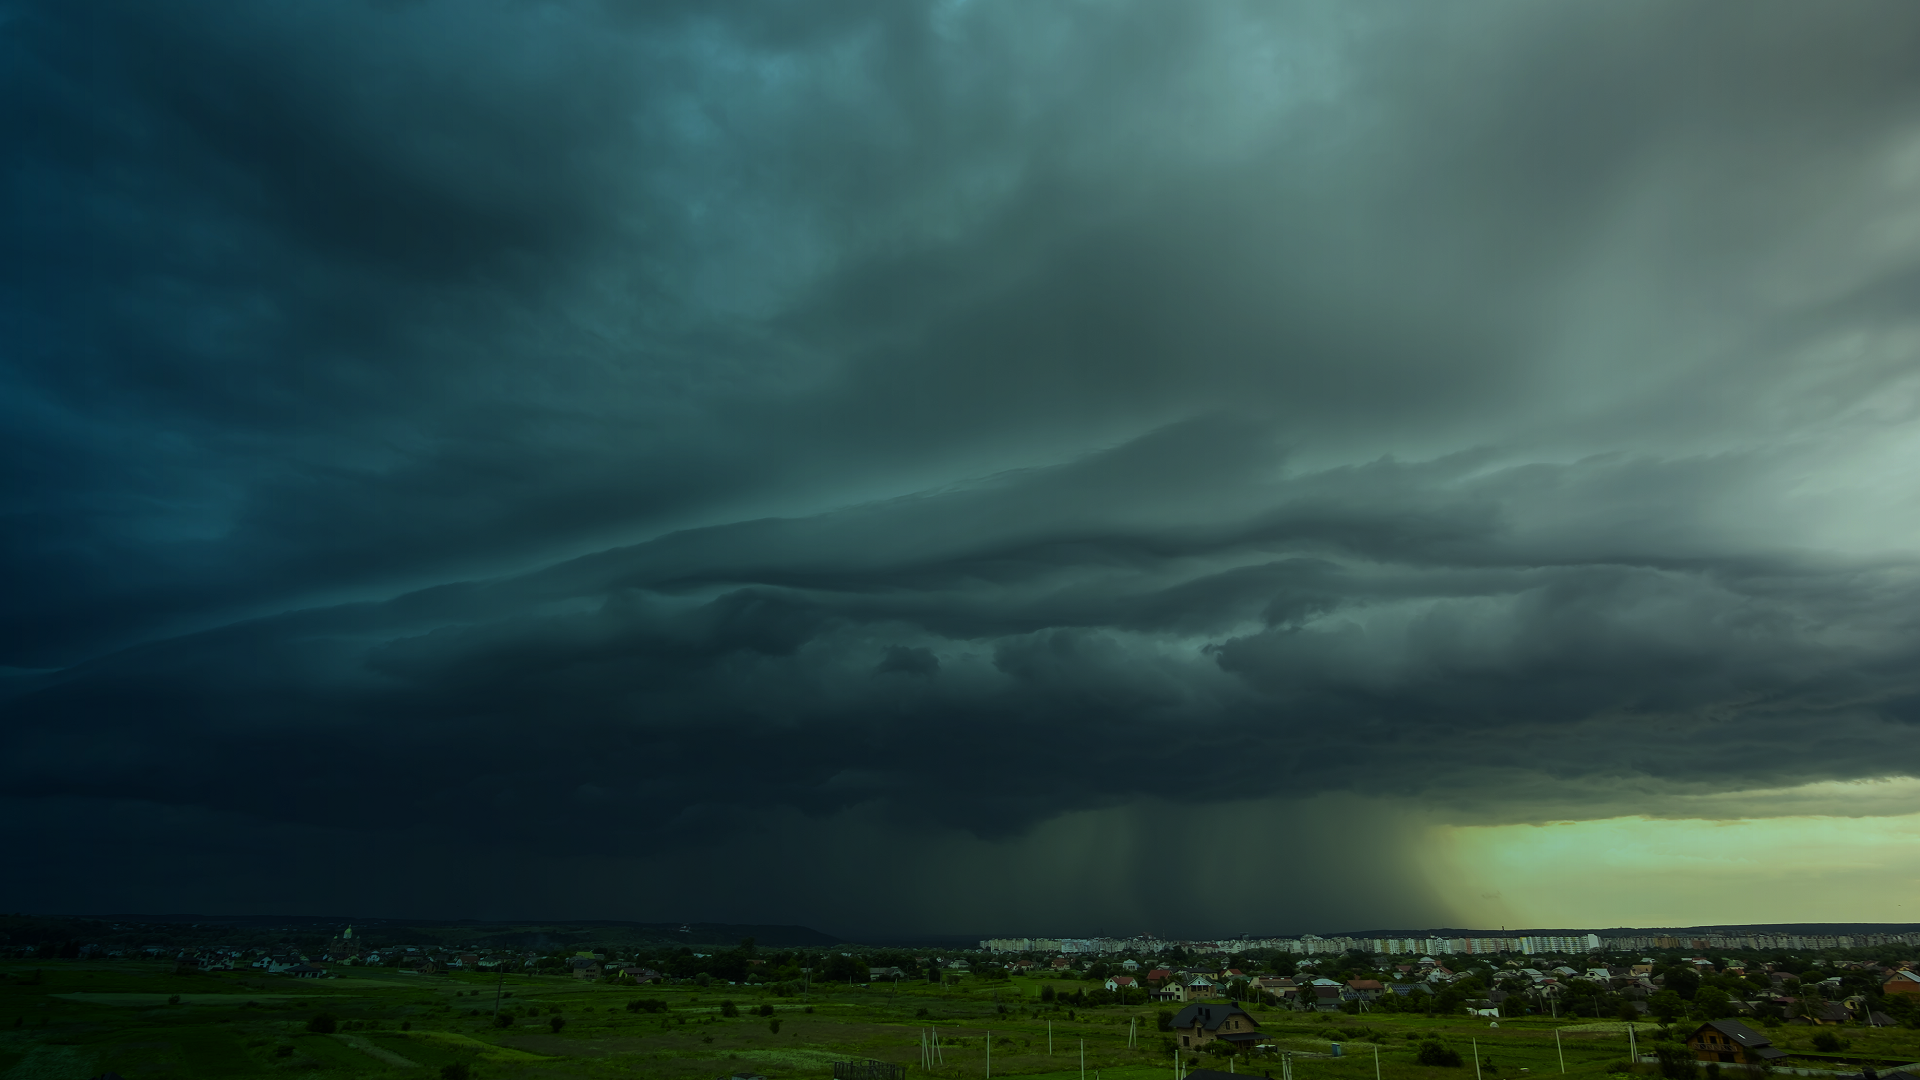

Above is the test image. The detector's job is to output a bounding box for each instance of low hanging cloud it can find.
[10,423,1920,931]
[7,1,1920,932]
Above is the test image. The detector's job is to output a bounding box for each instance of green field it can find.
[3,962,1917,1080]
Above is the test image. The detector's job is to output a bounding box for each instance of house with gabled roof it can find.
[1169,1002,1263,1052]
[1346,979,1384,1001]
[1684,1020,1786,1066]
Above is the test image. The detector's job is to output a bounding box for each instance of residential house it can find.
[1884,970,1920,997]
[1105,976,1137,992]
[1346,979,1384,1002]
[1145,967,1174,986]
[1685,1020,1787,1066]
[569,958,603,980]
[1252,976,1292,1001]
[1801,1001,1851,1025]
[285,964,324,979]
[1184,974,1218,1000]
[1169,1003,1264,1052]
[1121,960,1140,972]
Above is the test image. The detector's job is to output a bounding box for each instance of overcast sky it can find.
[8,1,1920,938]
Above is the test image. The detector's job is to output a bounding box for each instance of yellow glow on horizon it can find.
[1423,784,1920,928]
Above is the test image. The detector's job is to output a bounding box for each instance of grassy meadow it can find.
[4,961,1919,1080]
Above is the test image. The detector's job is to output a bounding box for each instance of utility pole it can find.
[1628,1022,1637,1064]
[1375,1043,1382,1080]
[1081,1039,1086,1080]
[493,971,505,1016]
[1556,1027,1565,1074]
[1049,1020,1053,1056]
[1473,1037,1482,1080]
[987,1029,992,1079]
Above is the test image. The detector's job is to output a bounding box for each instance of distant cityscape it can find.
[978,930,1920,956]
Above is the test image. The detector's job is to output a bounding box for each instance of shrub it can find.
[306,1013,338,1034]
[1654,1046,1698,1080]
[274,1046,294,1058]
[493,1013,512,1028]
[440,1065,470,1080]
[757,1003,774,1017]
[549,1016,566,1034]
[167,995,180,1005]
[770,1019,782,1034]
[627,998,668,1014]
[1812,1032,1848,1053]
[721,1000,739,1018]
[1418,1041,1465,1067]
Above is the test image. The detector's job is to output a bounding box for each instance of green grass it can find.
[4,962,1920,1080]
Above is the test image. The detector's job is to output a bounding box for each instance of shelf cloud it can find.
[7,0,1920,934]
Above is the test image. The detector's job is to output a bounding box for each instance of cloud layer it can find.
[7,0,1920,933]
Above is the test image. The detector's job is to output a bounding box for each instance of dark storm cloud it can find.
[8,0,1920,931]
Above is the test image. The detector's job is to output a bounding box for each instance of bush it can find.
[1654,1046,1698,1080]
[627,998,668,1013]
[306,1013,338,1034]
[492,1013,512,1028]
[549,1016,566,1033]
[1812,1032,1848,1053]
[1158,1010,1175,1032]
[1417,1042,1464,1067]
[770,1019,782,1035]
[167,995,180,1005]
[440,1065,470,1080]
[757,1003,774,1017]
[721,1000,739,1018]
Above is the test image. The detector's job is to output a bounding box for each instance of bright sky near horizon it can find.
[1427,780,1920,929]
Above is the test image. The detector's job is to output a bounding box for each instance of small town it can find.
[8,916,1920,1080]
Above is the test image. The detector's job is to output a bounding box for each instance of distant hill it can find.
[79,914,838,949]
